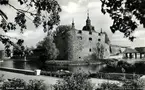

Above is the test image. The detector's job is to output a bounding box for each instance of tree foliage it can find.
[98,82,120,90]
[54,25,72,36]
[93,42,105,59]
[2,78,46,90]
[0,0,61,32]
[53,73,94,90]
[53,25,73,60]
[11,39,33,58]
[100,0,145,41]
[97,80,144,90]
[100,60,145,74]
[12,39,25,57]
[0,0,61,48]
[37,35,59,60]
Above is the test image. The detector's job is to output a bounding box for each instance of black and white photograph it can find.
[0,0,145,90]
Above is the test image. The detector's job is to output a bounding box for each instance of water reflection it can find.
[0,60,39,70]
[1,60,104,73]
[45,64,104,74]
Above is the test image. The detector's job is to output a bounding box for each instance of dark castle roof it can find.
[82,25,95,31]
[82,12,95,32]
[135,47,145,53]
[123,48,138,53]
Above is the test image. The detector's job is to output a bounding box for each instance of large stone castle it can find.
[54,14,110,60]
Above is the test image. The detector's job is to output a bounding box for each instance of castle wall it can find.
[54,28,110,60]
[66,29,78,60]
[68,29,109,60]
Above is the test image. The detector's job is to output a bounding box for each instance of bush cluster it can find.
[100,60,145,74]
[97,79,144,90]
[53,73,94,90]
[1,78,46,90]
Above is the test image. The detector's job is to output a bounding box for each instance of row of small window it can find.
[77,36,101,41]
[85,46,108,53]
[78,30,101,36]
[77,36,92,40]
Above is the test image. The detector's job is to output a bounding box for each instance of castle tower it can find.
[100,28,103,33]
[82,10,95,31]
[71,18,75,29]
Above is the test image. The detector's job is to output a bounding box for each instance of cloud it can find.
[88,1,101,9]
[23,27,47,47]
[2,27,47,48]
[5,31,21,38]
[132,30,145,38]
[62,2,79,13]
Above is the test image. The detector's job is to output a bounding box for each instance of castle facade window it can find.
[89,31,92,35]
[98,38,101,41]
[89,37,92,41]
[78,30,82,34]
[98,33,101,36]
[89,48,92,52]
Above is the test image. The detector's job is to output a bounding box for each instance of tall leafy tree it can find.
[37,35,59,60]
[12,39,25,57]
[53,25,73,60]
[5,44,11,57]
[100,0,145,41]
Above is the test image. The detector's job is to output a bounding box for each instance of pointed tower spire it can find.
[86,9,91,26]
[72,18,75,29]
[101,28,103,33]
[87,9,90,19]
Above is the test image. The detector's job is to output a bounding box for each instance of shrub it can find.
[1,78,46,90]
[53,73,94,90]
[0,74,4,82]
[27,79,46,90]
[122,80,144,90]
[97,80,144,90]
[100,60,145,74]
[2,78,26,90]
[134,62,145,74]
[97,82,121,90]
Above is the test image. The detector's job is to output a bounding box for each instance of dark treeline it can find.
[100,60,145,74]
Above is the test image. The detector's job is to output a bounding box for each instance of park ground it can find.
[0,70,122,90]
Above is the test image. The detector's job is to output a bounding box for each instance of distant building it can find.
[110,44,128,55]
[122,47,145,59]
[135,47,145,58]
[123,48,138,59]
[54,13,110,60]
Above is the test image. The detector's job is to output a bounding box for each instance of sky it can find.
[0,0,145,50]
